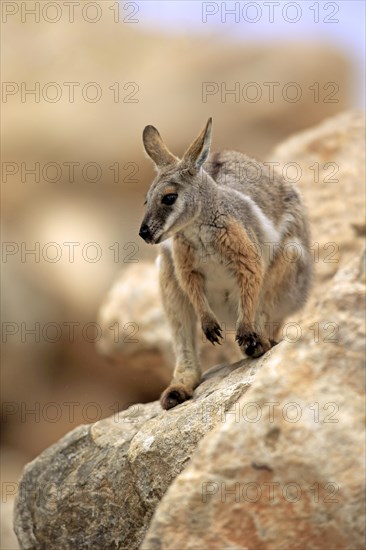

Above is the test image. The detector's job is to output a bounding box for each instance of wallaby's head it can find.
[139,118,212,244]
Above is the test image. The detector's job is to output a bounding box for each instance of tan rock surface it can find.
[142,251,366,550]
[14,250,365,549]
[14,357,261,549]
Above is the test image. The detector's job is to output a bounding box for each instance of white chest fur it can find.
[192,237,240,327]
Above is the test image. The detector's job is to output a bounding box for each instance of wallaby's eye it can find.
[162,193,178,206]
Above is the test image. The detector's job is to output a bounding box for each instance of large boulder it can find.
[13,355,261,549]
[142,251,366,550]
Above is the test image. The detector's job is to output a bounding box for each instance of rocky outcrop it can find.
[14,250,365,549]
[142,251,366,550]
[14,355,261,549]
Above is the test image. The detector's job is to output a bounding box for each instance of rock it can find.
[13,356,261,549]
[14,251,365,549]
[142,252,366,550]
[98,262,171,359]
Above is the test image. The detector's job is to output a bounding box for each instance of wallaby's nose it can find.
[139,224,152,242]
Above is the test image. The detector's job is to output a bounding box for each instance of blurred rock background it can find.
[1,1,365,548]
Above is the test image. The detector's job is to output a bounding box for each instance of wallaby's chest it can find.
[183,230,240,321]
[201,251,239,324]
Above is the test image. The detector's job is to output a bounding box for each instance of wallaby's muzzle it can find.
[139,223,153,243]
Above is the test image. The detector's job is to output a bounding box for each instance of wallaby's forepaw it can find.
[201,316,223,345]
[160,384,193,410]
[236,329,271,358]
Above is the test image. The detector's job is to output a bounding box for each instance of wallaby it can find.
[140,118,313,410]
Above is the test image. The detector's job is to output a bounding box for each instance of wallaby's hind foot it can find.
[236,328,271,358]
[160,383,193,410]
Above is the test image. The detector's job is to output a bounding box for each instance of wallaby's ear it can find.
[143,125,179,169]
[181,118,212,174]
